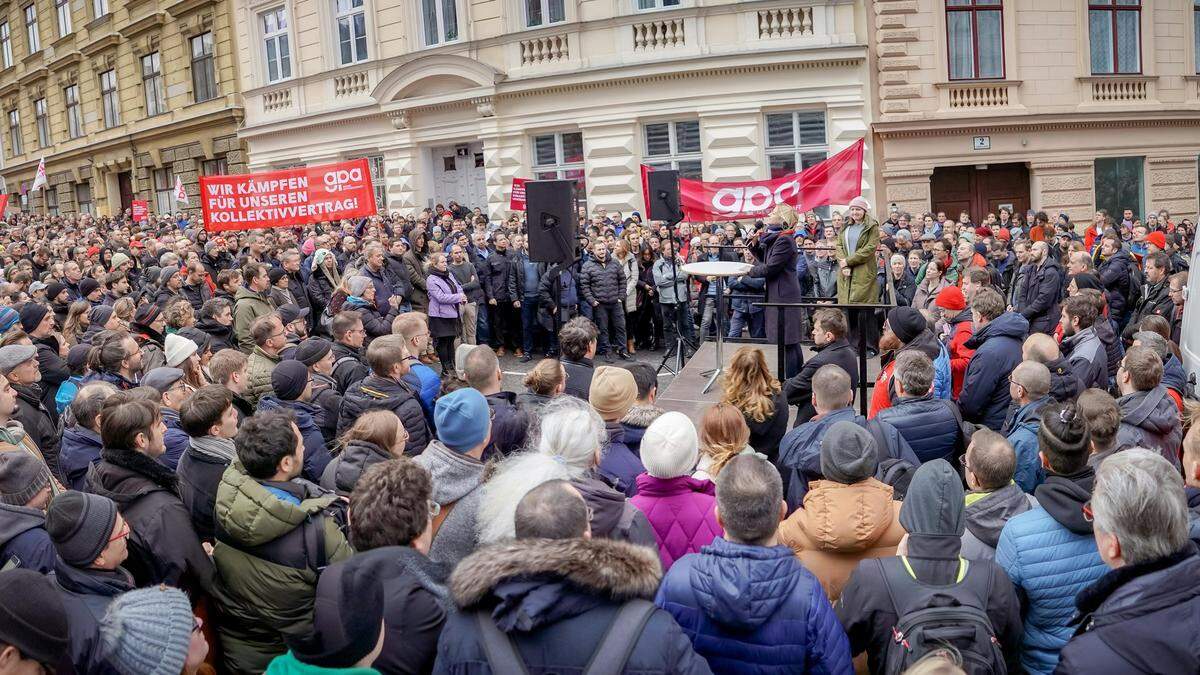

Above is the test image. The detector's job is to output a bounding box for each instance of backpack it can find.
[877,556,1006,675]
[876,458,916,500]
[55,376,83,416]
[475,598,657,675]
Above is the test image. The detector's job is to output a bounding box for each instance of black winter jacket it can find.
[562,357,594,400]
[1020,258,1065,334]
[1123,278,1175,341]
[33,335,69,418]
[960,312,1029,430]
[337,374,431,455]
[481,249,514,302]
[52,561,133,675]
[194,317,235,353]
[319,439,393,496]
[181,281,212,311]
[1097,249,1134,318]
[580,256,627,305]
[14,383,61,479]
[310,372,342,444]
[876,394,963,464]
[484,391,529,458]
[176,442,232,542]
[1045,356,1085,403]
[783,338,860,426]
[331,341,370,394]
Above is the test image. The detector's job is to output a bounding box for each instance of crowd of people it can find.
[0,195,1195,675]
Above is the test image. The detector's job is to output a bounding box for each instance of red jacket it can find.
[945,319,976,399]
[868,362,894,418]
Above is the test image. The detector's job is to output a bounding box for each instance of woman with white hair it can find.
[342,275,397,337]
[476,396,655,546]
[881,252,917,307]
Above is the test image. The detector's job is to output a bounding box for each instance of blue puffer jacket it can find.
[158,407,191,472]
[256,396,333,483]
[1002,397,1049,494]
[656,538,853,675]
[996,468,1107,675]
[59,425,104,492]
[875,394,961,464]
[960,312,1029,430]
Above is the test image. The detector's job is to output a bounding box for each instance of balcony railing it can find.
[758,7,813,39]
[263,88,292,112]
[334,71,369,97]
[632,18,685,50]
[520,33,569,66]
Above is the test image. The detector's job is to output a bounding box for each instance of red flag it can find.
[200,159,376,232]
[0,194,8,216]
[679,138,864,222]
[640,164,655,214]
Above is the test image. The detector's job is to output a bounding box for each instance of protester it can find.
[657,454,852,673]
[876,350,964,464]
[782,308,859,426]
[960,429,1036,560]
[721,346,788,463]
[959,288,1029,430]
[588,365,644,496]
[693,402,756,482]
[329,311,370,394]
[320,410,406,496]
[1060,294,1108,390]
[294,337,342,443]
[618,361,664,457]
[516,357,565,414]
[139,366,192,471]
[245,314,287,407]
[1019,240,1064,334]
[97,585,208,675]
[1002,360,1052,492]
[1114,345,1184,467]
[177,384,240,540]
[58,381,117,491]
[0,451,55,573]
[463,345,528,457]
[257,359,332,481]
[337,335,431,454]
[0,568,71,672]
[558,316,598,400]
[0,343,62,479]
[1022,332,1084,403]
[869,306,951,417]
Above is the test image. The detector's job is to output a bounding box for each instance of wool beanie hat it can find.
[0,344,36,375]
[589,366,637,421]
[435,388,490,452]
[110,252,131,270]
[164,333,197,368]
[819,421,878,485]
[46,490,119,567]
[88,304,115,326]
[175,327,212,356]
[934,286,966,312]
[0,569,70,666]
[271,360,310,401]
[45,282,67,303]
[79,278,101,298]
[0,452,50,506]
[67,343,92,374]
[18,302,49,333]
[157,267,179,286]
[288,552,385,668]
[848,196,871,212]
[0,306,19,333]
[133,303,161,327]
[294,338,333,367]
[640,412,700,479]
[1146,230,1167,249]
[887,306,927,344]
[900,458,965,537]
[268,267,288,285]
[99,586,194,675]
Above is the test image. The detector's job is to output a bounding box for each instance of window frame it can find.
[202,157,228,176]
[532,130,586,207]
[190,32,217,102]
[64,84,82,138]
[142,51,167,117]
[33,97,49,148]
[54,0,70,37]
[0,22,12,68]
[642,119,702,180]
[945,0,1005,81]
[153,167,174,214]
[261,7,293,84]
[334,0,368,65]
[74,181,92,214]
[634,0,681,11]
[524,0,565,28]
[419,0,460,47]
[764,110,830,217]
[45,186,57,216]
[92,0,108,19]
[8,108,21,156]
[1088,0,1142,75]
[24,4,39,53]
[100,69,119,128]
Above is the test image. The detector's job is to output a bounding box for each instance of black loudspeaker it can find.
[647,170,682,222]
[526,179,577,264]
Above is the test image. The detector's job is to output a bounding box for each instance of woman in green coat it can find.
[836,196,882,305]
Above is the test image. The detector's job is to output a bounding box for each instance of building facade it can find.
[235,0,871,220]
[870,0,1200,226]
[0,0,245,216]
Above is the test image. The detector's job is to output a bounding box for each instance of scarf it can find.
[429,266,453,283]
[313,248,342,288]
[189,435,237,463]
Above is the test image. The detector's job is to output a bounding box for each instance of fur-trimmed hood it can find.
[621,405,666,430]
[450,538,662,613]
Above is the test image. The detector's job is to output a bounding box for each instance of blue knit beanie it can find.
[434,388,490,452]
[100,586,194,675]
[0,307,18,333]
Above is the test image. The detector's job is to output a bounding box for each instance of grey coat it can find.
[1116,385,1183,469]
[413,440,487,567]
[652,256,688,304]
[581,256,627,305]
[960,483,1037,561]
[1061,326,1108,391]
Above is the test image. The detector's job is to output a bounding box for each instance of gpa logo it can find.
[323,166,363,193]
[711,179,801,215]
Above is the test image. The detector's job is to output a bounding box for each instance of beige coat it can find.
[778,477,906,603]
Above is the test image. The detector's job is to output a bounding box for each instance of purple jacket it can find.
[630,474,723,572]
[426,272,464,319]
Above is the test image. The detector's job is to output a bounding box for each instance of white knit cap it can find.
[164,333,197,368]
[640,412,700,479]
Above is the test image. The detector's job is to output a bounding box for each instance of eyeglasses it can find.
[586,505,594,522]
[957,454,971,473]
[108,520,131,543]
[192,617,202,635]
[1082,500,1094,523]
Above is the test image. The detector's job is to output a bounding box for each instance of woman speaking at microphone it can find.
[749,203,804,377]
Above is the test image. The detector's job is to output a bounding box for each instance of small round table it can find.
[682,261,754,393]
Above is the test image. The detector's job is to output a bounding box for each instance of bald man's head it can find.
[1022,333,1060,364]
[1011,361,1050,401]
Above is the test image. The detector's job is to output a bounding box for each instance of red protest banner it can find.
[200,159,376,232]
[131,200,149,222]
[0,194,8,216]
[679,138,864,222]
[509,178,527,211]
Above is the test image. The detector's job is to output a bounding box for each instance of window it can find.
[142,52,166,116]
[153,167,174,214]
[24,5,39,53]
[1089,0,1140,74]
[946,0,1003,80]
[100,69,119,128]
[525,0,564,27]
[74,182,92,214]
[643,120,701,179]
[45,187,57,216]
[34,98,49,147]
[636,0,680,9]
[55,0,70,37]
[202,157,228,176]
[190,32,217,102]
[93,0,107,18]
[420,0,458,46]
[335,0,367,64]
[766,111,828,216]
[533,131,586,205]
[262,8,292,83]
[63,85,83,138]
[1095,157,1143,221]
[7,108,21,156]
[0,23,11,68]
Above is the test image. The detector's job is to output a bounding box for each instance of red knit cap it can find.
[1146,231,1167,249]
[934,285,966,311]
[996,228,1011,241]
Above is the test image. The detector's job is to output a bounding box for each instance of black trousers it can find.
[593,301,627,355]
[488,302,521,351]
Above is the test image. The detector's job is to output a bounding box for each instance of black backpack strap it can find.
[474,611,531,675]
[303,513,329,575]
[583,599,657,675]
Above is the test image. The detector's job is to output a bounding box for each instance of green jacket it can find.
[265,651,379,675]
[234,286,275,352]
[246,347,282,408]
[835,215,881,304]
[213,461,353,674]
